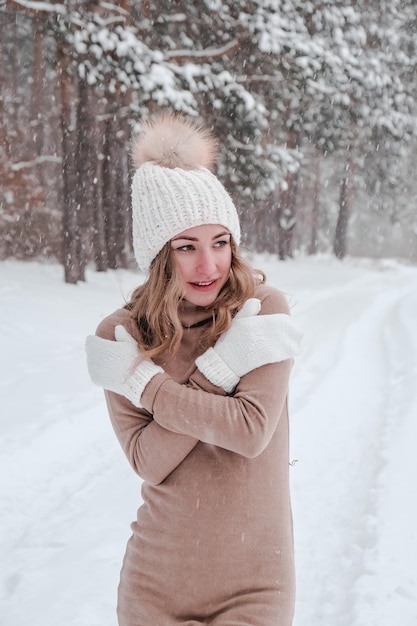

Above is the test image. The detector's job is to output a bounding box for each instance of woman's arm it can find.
[93,287,296,465]
[103,390,199,485]
[96,310,199,485]
[141,359,291,458]
[141,287,294,458]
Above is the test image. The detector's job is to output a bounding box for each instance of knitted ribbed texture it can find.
[131,162,241,271]
[194,347,240,394]
[196,312,302,393]
[123,359,164,408]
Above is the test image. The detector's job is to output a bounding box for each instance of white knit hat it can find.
[130,113,241,271]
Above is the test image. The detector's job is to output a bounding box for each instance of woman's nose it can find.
[196,250,216,275]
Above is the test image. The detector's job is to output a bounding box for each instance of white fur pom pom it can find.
[131,112,218,171]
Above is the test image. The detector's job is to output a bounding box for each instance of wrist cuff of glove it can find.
[123,359,164,407]
[195,347,240,394]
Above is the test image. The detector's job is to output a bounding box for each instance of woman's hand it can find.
[195,298,302,392]
[86,325,163,407]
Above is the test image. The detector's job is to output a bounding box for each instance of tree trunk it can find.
[254,190,279,254]
[113,105,131,268]
[102,115,119,269]
[277,131,299,260]
[0,9,10,158]
[102,92,131,269]
[31,16,45,167]
[333,168,351,260]
[277,170,298,260]
[308,152,321,255]
[57,39,83,284]
[91,118,109,271]
[75,78,98,277]
[1,5,19,159]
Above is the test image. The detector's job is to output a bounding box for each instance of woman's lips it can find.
[189,279,218,291]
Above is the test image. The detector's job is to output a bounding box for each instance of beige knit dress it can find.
[96,283,296,625]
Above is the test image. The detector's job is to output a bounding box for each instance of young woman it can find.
[86,113,301,625]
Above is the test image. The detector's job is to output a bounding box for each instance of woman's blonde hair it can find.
[126,239,265,359]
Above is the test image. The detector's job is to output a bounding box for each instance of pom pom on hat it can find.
[130,112,241,272]
[131,113,217,171]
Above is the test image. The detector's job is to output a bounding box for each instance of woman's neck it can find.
[178,300,212,330]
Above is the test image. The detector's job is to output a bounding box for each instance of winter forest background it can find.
[1,0,417,284]
[2,3,417,625]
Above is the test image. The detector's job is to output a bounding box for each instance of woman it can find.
[86,113,301,625]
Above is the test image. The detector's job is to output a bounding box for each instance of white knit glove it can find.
[85,325,163,407]
[195,298,302,393]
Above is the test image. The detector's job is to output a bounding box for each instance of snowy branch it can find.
[99,1,130,18]
[4,0,66,15]
[165,38,241,63]
[11,156,62,170]
[90,13,126,26]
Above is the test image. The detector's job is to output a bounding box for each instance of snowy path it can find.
[1,256,416,626]
[287,260,417,626]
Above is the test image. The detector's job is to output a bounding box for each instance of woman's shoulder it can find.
[95,307,138,340]
[254,282,291,315]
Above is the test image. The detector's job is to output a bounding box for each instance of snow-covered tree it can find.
[1,0,417,278]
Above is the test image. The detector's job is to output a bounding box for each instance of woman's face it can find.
[171,223,232,308]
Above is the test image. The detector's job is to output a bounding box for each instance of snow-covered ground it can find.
[1,255,416,626]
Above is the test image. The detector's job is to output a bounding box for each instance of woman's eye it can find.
[175,244,194,252]
[214,239,230,248]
